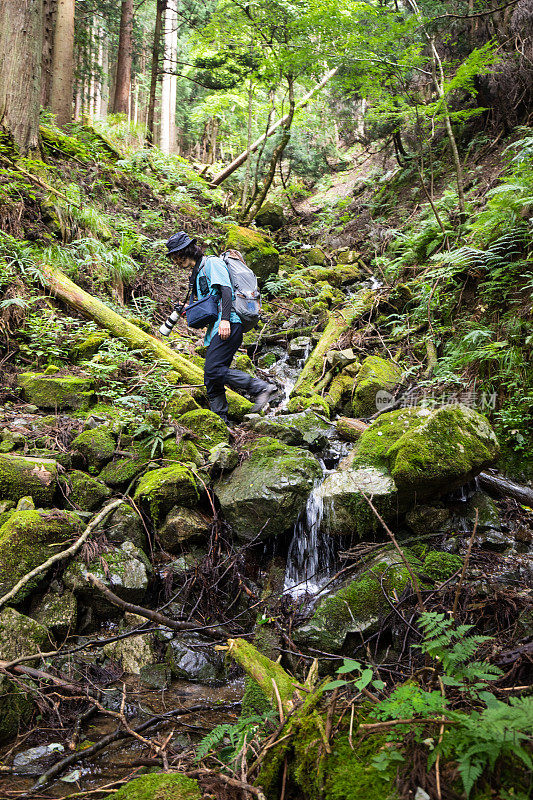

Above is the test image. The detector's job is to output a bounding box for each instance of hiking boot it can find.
[251,384,278,413]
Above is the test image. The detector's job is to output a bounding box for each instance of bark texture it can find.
[0,0,43,154]
[49,0,75,127]
[112,0,134,115]
[146,0,166,144]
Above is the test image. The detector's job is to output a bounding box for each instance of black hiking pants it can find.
[204,322,268,421]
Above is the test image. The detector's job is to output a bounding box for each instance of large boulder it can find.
[18,372,95,410]
[0,608,49,742]
[133,464,200,525]
[0,509,82,602]
[293,554,412,651]
[251,410,333,450]
[0,453,58,506]
[64,540,152,615]
[225,225,279,282]
[60,470,111,511]
[319,404,499,537]
[177,409,229,450]
[351,356,403,417]
[71,427,116,474]
[255,201,285,231]
[215,437,322,540]
[111,773,201,800]
[158,506,211,552]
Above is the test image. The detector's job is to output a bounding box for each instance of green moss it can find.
[166,391,200,419]
[351,356,403,418]
[133,464,200,524]
[71,426,116,474]
[353,408,427,470]
[112,773,201,800]
[310,301,328,316]
[0,452,58,505]
[0,674,34,743]
[162,438,203,467]
[99,455,147,488]
[234,353,255,375]
[422,551,462,582]
[0,509,82,601]
[225,225,279,282]
[18,373,95,411]
[287,393,330,416]
[323,732,398,800]
[32,589,77,635]
[177,409,229,449]
[72,331,108,360]
[242,676,272,716]
[61,470,111,511]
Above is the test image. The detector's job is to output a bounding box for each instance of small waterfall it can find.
[284,480,335,597]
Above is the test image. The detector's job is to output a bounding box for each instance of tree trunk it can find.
[112,0,133,116]
[0,0,43,154]
[41,0,57,108]
[210,68,338,187]
[49,0,75,127]
[146,0,165,144]
[160,0,177,153]
[291,289,375,398]
[41,263,252,419]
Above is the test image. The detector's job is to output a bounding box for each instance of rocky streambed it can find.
[0,260,531,798]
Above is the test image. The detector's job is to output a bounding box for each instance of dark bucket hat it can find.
[166,231,196,256]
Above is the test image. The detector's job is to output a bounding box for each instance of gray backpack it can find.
[221,250,261,332]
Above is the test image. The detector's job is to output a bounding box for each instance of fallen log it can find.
[336,417,369,442]
[478,471,533,506]
[40,263,252,418]
[291,289,375,398]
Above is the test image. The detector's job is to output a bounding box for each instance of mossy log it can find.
[227,638,299,716]
[291,289,375,398]
[336,417,369,442]
[41,264,252,418]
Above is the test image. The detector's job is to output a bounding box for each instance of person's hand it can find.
[219,320,231,340]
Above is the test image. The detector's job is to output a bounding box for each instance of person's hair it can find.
[173,242,204,262]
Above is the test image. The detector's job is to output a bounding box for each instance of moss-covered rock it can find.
[177,409,229,450]
[234,353,255,374]
[225,225,279,282]
[305,246,327,266]
[162,437,203,467]
[422,551,462,582]
[294,556,412,651]
[64,541,152,615]
[207,442,239,472]
[111,773,201,800]
[98,454,148,488]
[103,631,155,674]
[166,391,201,419]
[104,504,146,550]
[158,506,211,551]
[351,356,403,418]
[0,608,49,743]
[251,411,332,450]
[18,373,95,411]
[72,331,108,360]
[215,437,322,540]
[0,453,58,506]
[463,490,501,530]
[286,393,331,417]
[0,428,27,453]
[71,426,116,474]
[133,464,200,525]
[255,201,285,230]
[405,504,451,535]
[31,589,77,636]
[61,470,111,511]
[0,509,82,602]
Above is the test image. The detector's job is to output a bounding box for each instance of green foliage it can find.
[195,710,276,766]
[263,274,293,297]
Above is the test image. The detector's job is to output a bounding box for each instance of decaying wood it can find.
[86,573,231,640]
[478,471,533,506]
[291,289,375,398]
[336,417,369,442]
[40,263,252,418]
[0,499,123,609]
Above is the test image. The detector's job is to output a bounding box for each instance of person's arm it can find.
[220,285,232,322]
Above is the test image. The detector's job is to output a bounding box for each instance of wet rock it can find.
[158,506,211,551]
[251,411,332,450]
[0,607,49,661]
[103,631,155,674]
[225,225,279,282]
[463,490,501,530]
[255,201,285,230]
[112,773,201,800]
[0,509,82,602]
[13,743,64,775]
[0,452,58,506]
[476,529,509,552]
[258,351,278,369]
[215,437,322,540]
[167,390,201,419]
[31,589,77,636]
[18,372,95,411]
[61,470,111,511]
[134,464,200,525]
[104,504,146,550]
[207,442,239,472]
[351,355,403,417]
[139,663,171,689]
[421,551,462,581]
[0,428,26,453]
[71,426,116,474]
[64,541,152,615]
[163,437,204,467]
[319,465,400,537]
[406,505,452,535]
[288,336,312,360]
[294,554,411,651]
[166,633,226,682]
[177,409,229,450]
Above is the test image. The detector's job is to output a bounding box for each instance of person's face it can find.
[170,252,196,269]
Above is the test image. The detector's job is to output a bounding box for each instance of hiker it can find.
[161,231,277,422]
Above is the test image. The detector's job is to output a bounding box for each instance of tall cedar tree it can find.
[146,0,166,143]
[50,0,75,127]
[112,0,134,115]
[0,0,43,153]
